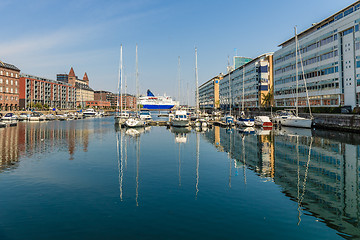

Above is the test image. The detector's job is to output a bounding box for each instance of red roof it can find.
[83,72,89,81]
[69,67,76,77]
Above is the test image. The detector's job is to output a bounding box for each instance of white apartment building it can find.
[274,1,360,109]
[219,53,273,110]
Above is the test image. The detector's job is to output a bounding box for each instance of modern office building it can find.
[199,74,223,110]
[19,74,76,109]
[273,1,360,110]
[0,61,20,110]
[219,53,273,110]
[57,68,94,107]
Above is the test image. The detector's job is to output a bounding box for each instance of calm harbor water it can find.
[0,117,359,239]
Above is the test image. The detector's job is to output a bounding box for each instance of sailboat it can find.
[237,67,255,127]
[273,27,313,128]
[223,57,234,126]
[115,45,129,125]
[125,44,146,128]
[193,49,208,128]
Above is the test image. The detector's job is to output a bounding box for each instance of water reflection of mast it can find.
[297,136,313,225]
[228,129,232,188]
[178,142,181,187]
[195,131,200,198]
[125,131,128,169]
[242,134,247,185]
[116,129,124,201]
[135,135,140,207]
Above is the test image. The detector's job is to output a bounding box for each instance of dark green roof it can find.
[0,61,20,71]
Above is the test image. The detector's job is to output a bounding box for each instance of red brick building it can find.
[94,91,136,109]
[19,74,76,110]
[85,100,111,108]
[0,61,20,110]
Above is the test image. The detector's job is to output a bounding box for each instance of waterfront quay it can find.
[0,116,360,239]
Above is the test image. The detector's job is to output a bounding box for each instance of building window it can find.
[10,80,13,85]
[6,87,8,93]
[6,72,8,76]
[6,79,8,84]
[15,73,18,78]
[10,73,13,77]
[0,78,2,83]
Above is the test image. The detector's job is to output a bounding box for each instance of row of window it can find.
[275,81,339,96]
[0,78,18,86]
[274,35,337,65]
[0,86,18,94]
[276,97,339,107]
[0,70,18,78]
[0,96,18,101]
[275,66,339,85]
[275,50,338,75]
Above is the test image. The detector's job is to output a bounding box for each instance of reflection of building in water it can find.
[0,122,100,169]
[203,127,274,179]
[257,134,275,179]
[204,126,360,237]
[0,127,19,171]
[274,133,360,238]
[21,123,93,159]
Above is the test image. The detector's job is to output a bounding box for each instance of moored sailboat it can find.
[125,44,146,128]
[273,27,313,129]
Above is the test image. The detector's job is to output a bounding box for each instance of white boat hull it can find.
[277,117,312,128]
[171,120,190,127]
[29,117,40,121]
[254,116,273,127]
[125,118,146,128]
[115,116,127,125]
[237,119,255,127]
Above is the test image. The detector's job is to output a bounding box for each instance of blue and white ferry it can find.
[138,89,178,110]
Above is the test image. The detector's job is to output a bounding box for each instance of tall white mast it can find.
[228,56,232,116]
[195,47,199,114]
[120,45,123,114]
[136,44,139,112]
[242,67,245,112]
[178,56,181,106]
[124,73,127,111]
[295,27,299,117]
[116,45,122,115]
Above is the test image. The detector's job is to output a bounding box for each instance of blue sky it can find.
[0,0,355,104]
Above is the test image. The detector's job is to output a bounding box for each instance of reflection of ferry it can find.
[138,89,178,110]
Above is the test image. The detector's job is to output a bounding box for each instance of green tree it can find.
[34,102,43,109]
[261,87,273,108]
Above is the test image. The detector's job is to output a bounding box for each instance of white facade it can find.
[219,53,273,110]
[274,1,360,109]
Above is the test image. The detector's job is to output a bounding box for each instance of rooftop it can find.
[278,1,360,47]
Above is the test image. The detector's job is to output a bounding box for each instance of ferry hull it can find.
[142,104,174,110]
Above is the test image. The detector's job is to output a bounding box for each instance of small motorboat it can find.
[171,110,190,127]
[83,108,97,117]
[139,110,152,120]
[2,113,18,121]
[125,117,146,128]
[18,113,30,121]
[254,116,273,127]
